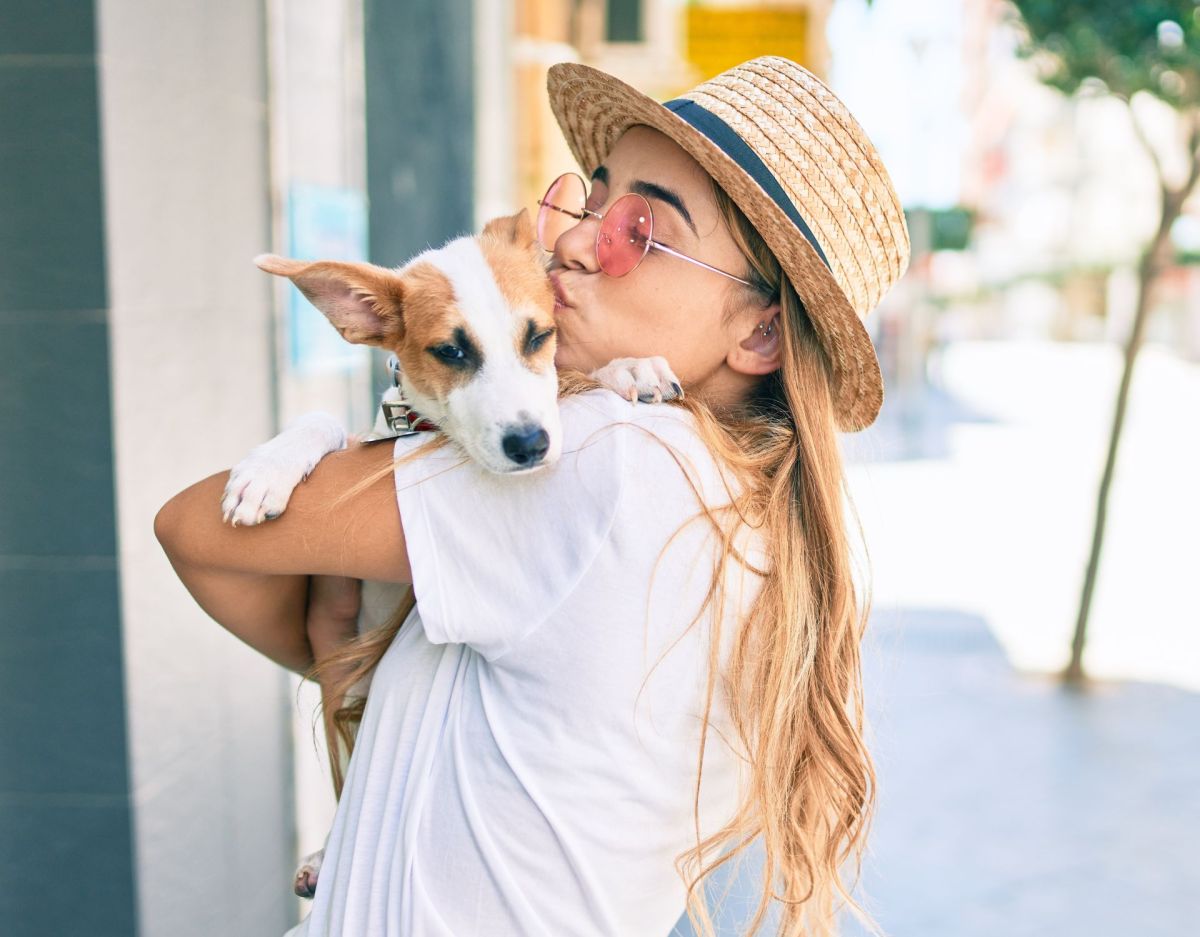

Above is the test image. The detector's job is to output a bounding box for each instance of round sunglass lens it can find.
[596,194,652,277]
[536,173,586,251]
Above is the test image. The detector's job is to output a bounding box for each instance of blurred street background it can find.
[2,0,1197,935]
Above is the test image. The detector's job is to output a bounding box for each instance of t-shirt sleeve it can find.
[390,391,628,662]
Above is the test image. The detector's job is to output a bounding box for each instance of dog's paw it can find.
[221,413,347,526]
[589,356,683,404]
[221,456,305,527]
[293,847,325,899]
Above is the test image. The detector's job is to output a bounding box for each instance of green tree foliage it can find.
[1011,2,1200,107]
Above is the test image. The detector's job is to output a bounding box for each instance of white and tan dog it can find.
[218,208,679,899]
[222,208,681,526]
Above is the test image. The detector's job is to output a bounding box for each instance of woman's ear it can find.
[727,307,782,377]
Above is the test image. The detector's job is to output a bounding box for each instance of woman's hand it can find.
[306,574,362,650]
[306,574,363,771]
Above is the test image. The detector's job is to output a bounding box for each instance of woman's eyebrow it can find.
[631,181,697,238]
[590,164,698,238]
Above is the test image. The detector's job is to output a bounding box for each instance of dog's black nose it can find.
[502,426,550,466]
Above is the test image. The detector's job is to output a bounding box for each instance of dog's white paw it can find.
[221,413,347,526]
[589,356,683,404]
[293,847,325,899]
[221,456,306,527]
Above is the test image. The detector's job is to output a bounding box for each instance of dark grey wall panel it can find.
[0,567,126,795]
[0,61,107,314]
[0,800,137,937]
[364,0,475,266]
[0,1,97,55]
[0,320,116,556]
[0,2,136,934]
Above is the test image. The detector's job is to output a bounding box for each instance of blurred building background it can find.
[1,0,1196,935]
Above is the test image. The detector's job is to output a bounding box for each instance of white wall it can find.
[96,0,297,933]
[264,0,374,921]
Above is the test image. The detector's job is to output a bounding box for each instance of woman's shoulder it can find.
[562,390,768,589]
[560,388,739,509]
[561,386,706,438]
[561,388,708,455]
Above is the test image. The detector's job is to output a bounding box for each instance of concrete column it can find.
[96,0,295,934]
[475,0,518,228]
[263,0,375,916]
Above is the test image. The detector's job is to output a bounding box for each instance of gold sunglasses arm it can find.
[648,240,756,287]
[537,200,603,223]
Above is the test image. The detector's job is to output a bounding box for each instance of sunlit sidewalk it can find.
[835,339,1200,936]
[673,602,1200,937]
[845,606,1200,937]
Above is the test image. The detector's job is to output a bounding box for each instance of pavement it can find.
[671,340,1200,937]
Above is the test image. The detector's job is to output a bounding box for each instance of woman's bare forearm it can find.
[154,448,410,581]
[154,470,315,673]
[153,443,408,674]
[162,552,315,675]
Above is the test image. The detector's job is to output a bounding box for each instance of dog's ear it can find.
[254,255,404,346]
[481,208,538,251]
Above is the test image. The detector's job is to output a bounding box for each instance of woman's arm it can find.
[154,441,411,674]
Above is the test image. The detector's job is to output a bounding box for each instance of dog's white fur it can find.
[219,212,681,898]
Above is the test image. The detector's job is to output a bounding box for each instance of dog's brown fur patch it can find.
[393,261,479,398]
[480,211,557,373]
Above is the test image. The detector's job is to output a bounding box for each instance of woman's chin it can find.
[553,349,581,372]
[553,345,597,375]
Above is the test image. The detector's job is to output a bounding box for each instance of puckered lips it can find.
[549,270,574,311]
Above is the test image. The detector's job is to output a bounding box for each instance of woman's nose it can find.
[551,212,601,273]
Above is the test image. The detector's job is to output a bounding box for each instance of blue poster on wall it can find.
[286,183,370,374]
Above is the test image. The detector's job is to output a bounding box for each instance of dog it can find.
[217,208,681,899]
[221,209,681,525]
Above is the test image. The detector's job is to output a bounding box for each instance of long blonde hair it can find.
[306,179,882,937]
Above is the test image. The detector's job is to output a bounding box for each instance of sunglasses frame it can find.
[536,172,756,287]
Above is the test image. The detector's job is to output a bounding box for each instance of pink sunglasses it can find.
[536,172,755,286]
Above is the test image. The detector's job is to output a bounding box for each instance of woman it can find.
[155,57,908,937]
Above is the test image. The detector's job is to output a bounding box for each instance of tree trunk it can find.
[1063,190,1182,685]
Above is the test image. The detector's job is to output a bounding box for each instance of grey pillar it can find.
[364,0,476,266]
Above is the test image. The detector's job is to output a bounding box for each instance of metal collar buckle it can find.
[381,400,422,436]
[380,353,434,436]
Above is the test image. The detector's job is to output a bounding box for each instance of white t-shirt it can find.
[286,388,768,937]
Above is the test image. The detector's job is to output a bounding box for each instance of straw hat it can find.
[546,57,910,432]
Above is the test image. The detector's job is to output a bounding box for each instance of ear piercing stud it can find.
[758,319,775,339]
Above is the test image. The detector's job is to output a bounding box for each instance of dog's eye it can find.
[527,328,556,353]
[432,344,465,362]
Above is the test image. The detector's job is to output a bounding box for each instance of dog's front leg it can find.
[221,412,347,526]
